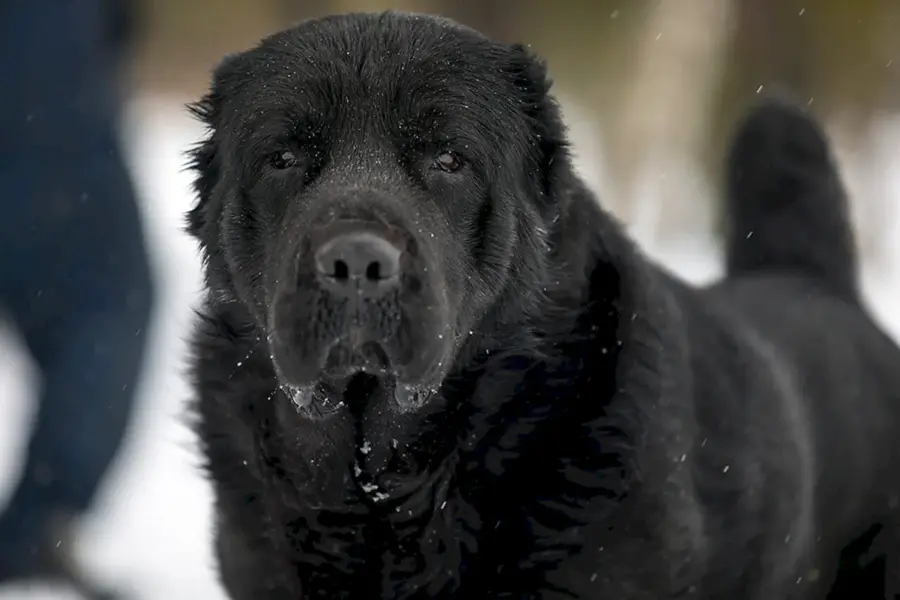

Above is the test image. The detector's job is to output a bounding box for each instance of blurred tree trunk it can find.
[605,0,735,246]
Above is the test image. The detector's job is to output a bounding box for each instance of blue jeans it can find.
[0,0,154,570]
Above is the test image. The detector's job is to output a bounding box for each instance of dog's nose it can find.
[314,231,402,297]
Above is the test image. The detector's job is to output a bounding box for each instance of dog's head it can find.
[187,12,570,418]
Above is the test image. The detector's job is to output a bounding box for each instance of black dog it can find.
[185,12,900,599]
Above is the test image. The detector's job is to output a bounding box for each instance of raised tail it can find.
[723,95,859,299]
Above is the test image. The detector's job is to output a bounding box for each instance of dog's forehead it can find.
[235,13,514,99]
[211,13,538,156]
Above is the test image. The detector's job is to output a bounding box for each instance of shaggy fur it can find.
[185,12,900,599]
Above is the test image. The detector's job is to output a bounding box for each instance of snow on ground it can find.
[0,97,898,600]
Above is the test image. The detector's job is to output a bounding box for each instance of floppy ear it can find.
[184,53,243,244]
[185,98,220,241]
[503,44,572,203]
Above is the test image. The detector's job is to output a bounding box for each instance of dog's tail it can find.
[723,95,859,299]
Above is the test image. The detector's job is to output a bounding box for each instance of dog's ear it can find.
[185,98,219,241]
[504,44,553,117]
[503,44,572,202]
[184,53,244,243]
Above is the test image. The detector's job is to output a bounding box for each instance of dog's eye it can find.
[433,151,463,173]
[269,150,299,170]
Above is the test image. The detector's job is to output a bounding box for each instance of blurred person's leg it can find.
[0,150,154,578]
[0,0,154,589]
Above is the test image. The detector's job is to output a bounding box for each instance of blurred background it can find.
[0,1,898,598]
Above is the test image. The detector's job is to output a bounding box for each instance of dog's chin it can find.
[278,370,439,420]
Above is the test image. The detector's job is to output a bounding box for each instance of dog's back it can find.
[710,97,900,596]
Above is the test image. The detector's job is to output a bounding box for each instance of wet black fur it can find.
[185,12,900,599]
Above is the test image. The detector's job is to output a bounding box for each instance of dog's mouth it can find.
[277,342,438,418]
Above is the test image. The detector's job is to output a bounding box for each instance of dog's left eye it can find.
[269,150,299,170]
[433,151,463,173]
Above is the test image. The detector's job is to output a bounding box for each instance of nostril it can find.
[330,260,386,282]
[334,259,350,281]
[366,261,381,282]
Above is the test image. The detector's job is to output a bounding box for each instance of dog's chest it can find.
[279,492,675,599]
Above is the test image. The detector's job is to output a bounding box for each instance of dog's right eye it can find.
[269,150,299,170]
[433,151,463,173]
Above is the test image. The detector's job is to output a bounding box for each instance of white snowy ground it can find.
[0,98,898,600]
